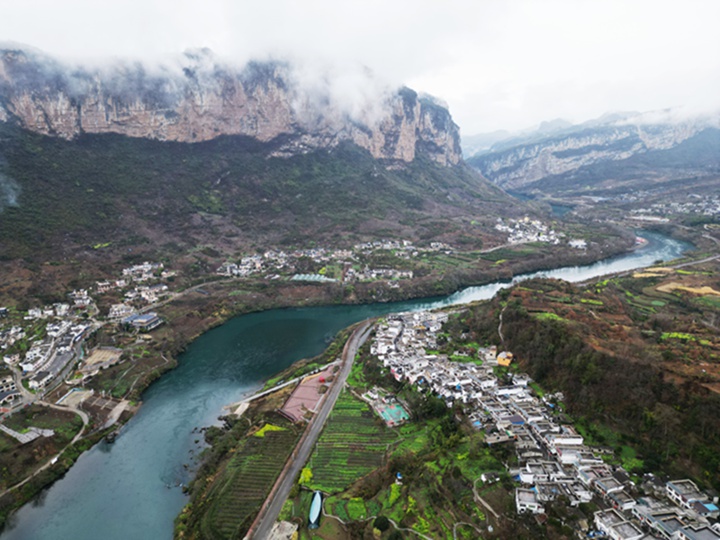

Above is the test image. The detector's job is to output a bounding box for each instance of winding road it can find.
[246,320,374,540]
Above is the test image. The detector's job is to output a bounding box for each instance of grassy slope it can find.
[0,123,514,261]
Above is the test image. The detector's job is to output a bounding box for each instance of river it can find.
[1,231,690,539]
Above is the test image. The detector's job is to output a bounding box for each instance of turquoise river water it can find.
[1,231,690,539]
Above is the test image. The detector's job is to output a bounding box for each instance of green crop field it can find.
[308,391,398,493]
[200,423,299,539]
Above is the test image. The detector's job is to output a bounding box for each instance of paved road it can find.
[672,253,720,269]
[247,320,374,540]
[138,277,239,314]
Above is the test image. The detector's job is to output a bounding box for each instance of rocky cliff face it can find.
[468,116,715,190]
[0,48,462,166]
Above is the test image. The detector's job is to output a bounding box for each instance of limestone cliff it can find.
[467,113,718,190]
[0,48,462,166]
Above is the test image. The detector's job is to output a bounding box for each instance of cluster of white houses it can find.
[631,196,720,219]
[16,322,91,391]
[106,283,168,321]
[98,262,172,320]
[0,325,25,353]
[0,262,171,402]
[0,370,19,406]
[216,240,453,281]
[2,299,96,397]
[345,267,414,283]
[370,311,719,540]
[495,216,563,245]
[217,247,359,278]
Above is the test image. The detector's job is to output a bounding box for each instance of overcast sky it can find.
[1,0,718,134]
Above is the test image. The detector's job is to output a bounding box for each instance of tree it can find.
[298,466,313,485]
[373,515,390,532]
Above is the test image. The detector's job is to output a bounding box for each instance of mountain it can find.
[467,111,720,195]
[0,47,519,268]
[0,47,462,166]
[0,122,516,263]
[461,119,574,159]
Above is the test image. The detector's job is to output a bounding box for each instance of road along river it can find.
[1,231,689,540]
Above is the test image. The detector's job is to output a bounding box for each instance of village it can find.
[0,236,445,435]
[217,219,584,284]
[0,260,171,435]
[0,236,451,439]
[494,217,563,245]
[630,196,720,220]
[0,221,578,402]
[370,311,720,540]
[215,239,441,282]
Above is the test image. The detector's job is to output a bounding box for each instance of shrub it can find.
[374,515,390,532]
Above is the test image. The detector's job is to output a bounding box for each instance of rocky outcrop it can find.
[468,116,716,190]
[0,48,462,166]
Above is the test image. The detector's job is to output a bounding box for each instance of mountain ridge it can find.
[0,47,462,166]
[467,112,720,193]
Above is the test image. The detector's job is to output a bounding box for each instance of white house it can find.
[515,488,544,514]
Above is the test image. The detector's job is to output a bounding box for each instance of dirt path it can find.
[473,477,500,520]
[0,401,89,499]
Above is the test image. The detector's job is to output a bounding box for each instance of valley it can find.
[175,240,720,540]
[0,37,717,540]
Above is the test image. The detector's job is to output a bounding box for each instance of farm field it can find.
[199,419,300,540]
[307,390,398,493]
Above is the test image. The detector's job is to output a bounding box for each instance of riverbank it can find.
[84,234,640,402]
[0,229,696,538]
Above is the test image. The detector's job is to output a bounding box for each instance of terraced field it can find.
[200,423,300,539]
[308,391,398,493]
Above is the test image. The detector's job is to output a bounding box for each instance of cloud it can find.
[1,44,403,132]
[0,166,20,213]
[615,107,720,128]
[287,59,396,127]
[0,0,719,133]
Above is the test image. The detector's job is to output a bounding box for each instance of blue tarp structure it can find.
[308,491,322,529]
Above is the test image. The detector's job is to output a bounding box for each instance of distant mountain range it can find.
[465,111,720,196]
